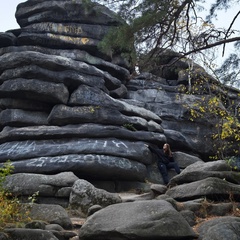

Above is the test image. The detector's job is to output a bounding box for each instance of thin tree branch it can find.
[186,37,240,56]
[163,37,240,69]
[222,10,240,56]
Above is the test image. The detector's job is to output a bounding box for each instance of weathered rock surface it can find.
[0,124,165,144]
[0,0,166,184]
[166,177,240,201]
[196,216,240,240]
[29,203,73,229]
[69,179,122,216]
[0,78,69,104]
[16,0,123,27]
[1,1,240,239]
[0,138,151,164]
[1,0,238,183]
[0,32,16,47]
[169,160,240,186]
[4,228,60,240]
[7,154,148,182]
[3,172,78,196]
[0,109,49,127]
[0,46,130,80]
[79,200,198,239]
[173,151,204,168]
[126,75,216,157]
[2,158,240,240]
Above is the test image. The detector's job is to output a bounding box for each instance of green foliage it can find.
[98,23,137,66]
[0,160,14,191]
[96,0,240,79]
[0,161,36,230]
[123,123,137,131]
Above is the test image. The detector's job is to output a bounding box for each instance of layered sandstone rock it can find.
[0,0,166,185]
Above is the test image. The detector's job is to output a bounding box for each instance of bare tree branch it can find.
[222,10,240,56]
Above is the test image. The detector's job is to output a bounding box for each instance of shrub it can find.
[0,161,32,229]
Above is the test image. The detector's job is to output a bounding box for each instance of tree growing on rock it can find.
[185,76,240,161]
[95,0,240,161]
[95,0,240,73]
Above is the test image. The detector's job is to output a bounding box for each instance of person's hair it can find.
[164,143,172,157]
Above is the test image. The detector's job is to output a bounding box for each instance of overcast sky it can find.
[0,0,22,31]
[0,0,239,66]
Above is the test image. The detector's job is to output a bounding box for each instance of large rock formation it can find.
[0,0,167,185]
[1,1,240,239]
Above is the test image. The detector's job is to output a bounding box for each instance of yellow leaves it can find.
[219,115,240,142]
[199,106,205,113]
[208,96,218,105]
[187,93,240,159]
[189,108,202,120]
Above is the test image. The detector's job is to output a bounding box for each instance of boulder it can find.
[16,0,123,27]
[29,203,73,229]
[166,177,240,201]
[3,172,78,197]
[173,151,203,168]
[25,220,47,230]
[69,84,162,125]
[79,200,198,239]
[170,170,240,186]
[179,198,234,219]
[87,205,103,216]
[196,216,240,240]
[69,179,122,216]
[110,84,128,98]
[69,84,120,107]
[180,210,196,227]
[150,184,168,195]
[182,160,231,172]
[168,160,240,186]
[4,228,59,240]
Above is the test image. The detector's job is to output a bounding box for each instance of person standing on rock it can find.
[145,143,181,185]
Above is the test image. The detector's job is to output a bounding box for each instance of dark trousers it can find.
[158,162,181,184]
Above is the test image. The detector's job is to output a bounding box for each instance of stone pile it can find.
[1,0,239,185]
[2,159,240,239]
